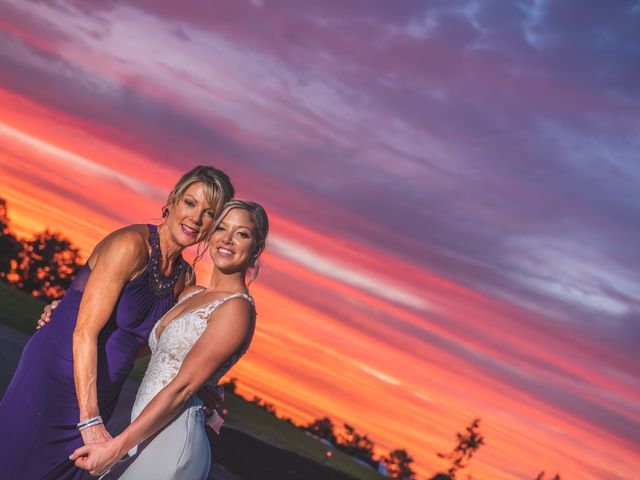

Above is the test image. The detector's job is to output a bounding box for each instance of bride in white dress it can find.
[70,200,269,479]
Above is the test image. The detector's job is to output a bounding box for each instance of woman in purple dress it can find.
[0,166,234,480]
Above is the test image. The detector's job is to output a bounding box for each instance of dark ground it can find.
[209,426,361,480]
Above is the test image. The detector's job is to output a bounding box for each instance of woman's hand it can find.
[80,423,113,445]
[198,383,224,416]
[70,438,122,476]
[36,300,60,329]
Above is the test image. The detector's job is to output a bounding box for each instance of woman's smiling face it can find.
[166,182,216,247]
[209,207,257,273]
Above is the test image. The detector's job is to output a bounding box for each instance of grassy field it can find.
[0,282,387,480]
[0,280,46,333]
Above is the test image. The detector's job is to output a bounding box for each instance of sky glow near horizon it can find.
[0,1,639,478]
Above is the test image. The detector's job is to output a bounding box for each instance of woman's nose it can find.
[191,210,204,226]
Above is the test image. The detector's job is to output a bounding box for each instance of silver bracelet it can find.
[78,418,103,431]
[77,415,103,431]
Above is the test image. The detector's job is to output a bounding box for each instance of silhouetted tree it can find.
[0,197,22,282]
[336,423,375,465]
[280,416,295,426]
[221,377,238,394]
[0,197,10,233]
[251,395,277,416]
[302,417,338,445]
[384,448,416,480]
[436,418,485,479]
[535,472,561,480]
[15,230,83,300]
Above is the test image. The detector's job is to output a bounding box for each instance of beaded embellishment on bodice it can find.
[131,289,255,420]
[148,225,185,298]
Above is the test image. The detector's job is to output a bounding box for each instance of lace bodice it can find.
[131,289,255,420]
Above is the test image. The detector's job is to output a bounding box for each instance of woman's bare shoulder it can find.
[177,284,206,301]
[210,294,253,322]
[89,224,151,269]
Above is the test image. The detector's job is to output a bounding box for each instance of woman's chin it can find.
[211,259,247,275]
[175,231,200,247]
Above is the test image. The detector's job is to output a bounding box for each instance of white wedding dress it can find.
[105,289,255,480]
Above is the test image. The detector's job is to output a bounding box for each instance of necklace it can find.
[148,225,184,298]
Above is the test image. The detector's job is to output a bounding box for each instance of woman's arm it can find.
[72,228,147,445]
[70,297,252,474]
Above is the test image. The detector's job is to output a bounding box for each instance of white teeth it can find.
[182,225,197,234]
[218,247,233,255]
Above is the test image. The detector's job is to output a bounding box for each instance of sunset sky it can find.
[1,1,639,479]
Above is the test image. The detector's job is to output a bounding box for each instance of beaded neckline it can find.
[148,224,185,299]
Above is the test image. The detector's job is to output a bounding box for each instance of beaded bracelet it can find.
[77,415,103,431]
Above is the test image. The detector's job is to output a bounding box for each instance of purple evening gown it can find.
[0,224,187,480]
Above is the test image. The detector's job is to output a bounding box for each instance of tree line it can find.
[223,378,497,480]
[0,197,83,300]
[238,376,561,480]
